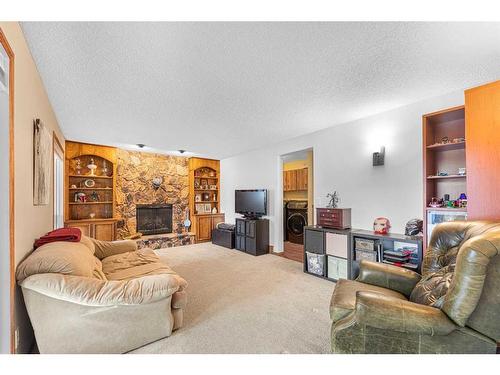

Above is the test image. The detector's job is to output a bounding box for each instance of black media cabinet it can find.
[235,218,269,256]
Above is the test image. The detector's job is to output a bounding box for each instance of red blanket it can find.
[34,228,82,249]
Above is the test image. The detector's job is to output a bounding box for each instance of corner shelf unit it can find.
[64,141,118,241]
[188,157,225,242]
[423,106,467,247]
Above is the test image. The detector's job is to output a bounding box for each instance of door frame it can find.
[52,132,64,229]
[277,147,314,253]
[0,27,16,354]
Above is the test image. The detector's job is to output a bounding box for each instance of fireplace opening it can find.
[136,204,173,235]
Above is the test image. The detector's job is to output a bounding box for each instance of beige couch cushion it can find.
[102,248,187,289]
[16,241,99,283]
[80,235,96,254]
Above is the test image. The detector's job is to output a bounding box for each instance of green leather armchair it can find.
[330,221,500,354]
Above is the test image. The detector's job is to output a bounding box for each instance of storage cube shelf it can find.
[350,230,423,280]
[304,226,423,282]
[304,226,351,282]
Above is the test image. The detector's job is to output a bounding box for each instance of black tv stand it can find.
[235,217,269,256]
[242,215,263,220]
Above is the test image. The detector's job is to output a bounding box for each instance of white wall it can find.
[221,90,465,251]
[0,22,65,353]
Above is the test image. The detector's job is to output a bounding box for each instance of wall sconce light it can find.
[373,146,385,166]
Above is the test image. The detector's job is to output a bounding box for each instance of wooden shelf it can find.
[427,174,466,180]
[69,201,113,205]
[194,189,218,191]
[65,218,117,223]
[194,176,218,179]
[195,200,218,203]
[423,105,466,247]
[426,207,467,212]
[426,141,465,151]
[69,174,113,179]
[69,187,113,190]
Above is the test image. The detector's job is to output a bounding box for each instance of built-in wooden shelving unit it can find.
[422,106,467,247]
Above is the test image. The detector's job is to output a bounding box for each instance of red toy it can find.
[373,217,391,234]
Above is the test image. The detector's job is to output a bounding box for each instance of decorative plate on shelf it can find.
[84,179,95,188]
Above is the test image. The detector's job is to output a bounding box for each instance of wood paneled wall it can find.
[465,80,500,220]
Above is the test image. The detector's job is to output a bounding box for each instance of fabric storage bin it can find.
[325,232,348,258]
[355,248,377,262]
[327,256,348,280]
[355,238,375,251]
[306,251,325,276]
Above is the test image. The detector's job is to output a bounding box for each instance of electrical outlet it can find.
[14,327,19,351]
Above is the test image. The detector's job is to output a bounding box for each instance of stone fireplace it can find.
[136,204,173,235]
[115,149,189,239]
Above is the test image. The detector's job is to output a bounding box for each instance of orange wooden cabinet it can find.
[283,168,308,191]
[465,80,500,220]
[283,169,295,191]
[194,214,225,242]
[296,168,308,191]
[188,157,224,242]
[65,218,117,241]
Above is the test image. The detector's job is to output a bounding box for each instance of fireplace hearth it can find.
[136,204,173,235]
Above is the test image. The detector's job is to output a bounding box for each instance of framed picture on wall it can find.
[204,203,211,213]
[33,119,52,205]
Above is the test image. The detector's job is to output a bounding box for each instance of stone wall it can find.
[115,149,189,239]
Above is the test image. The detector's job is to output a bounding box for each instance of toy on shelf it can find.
[373,217,391,234]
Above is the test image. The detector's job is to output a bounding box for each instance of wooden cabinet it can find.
[195,213,225,242]
[296,168,308,190]
[316,208,351,229]
[188,157,224,243]
[64,141,118,240]
[283,169,295,191]
[65,219,116,241]
[196,215,213,242]
[465,80,500,220]
[283,168,308,191]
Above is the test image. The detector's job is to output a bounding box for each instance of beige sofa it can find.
[16,236,188,354]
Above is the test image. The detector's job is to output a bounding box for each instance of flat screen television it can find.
[235,189,267,218]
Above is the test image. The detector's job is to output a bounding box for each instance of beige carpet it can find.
[130,243,335,354]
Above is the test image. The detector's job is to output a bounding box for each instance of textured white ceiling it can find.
[21,22,500,159]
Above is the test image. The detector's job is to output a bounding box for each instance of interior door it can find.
[94,222,115,241]
[197,216,212,241]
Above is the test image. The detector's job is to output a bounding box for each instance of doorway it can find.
[280,148,313,262]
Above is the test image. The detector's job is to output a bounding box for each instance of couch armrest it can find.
[91,238,138,260]
[357,260,422,297]
[20,273,184,306]
[352,291,456,336]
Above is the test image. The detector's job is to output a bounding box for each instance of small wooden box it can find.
[316,208,351,229]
